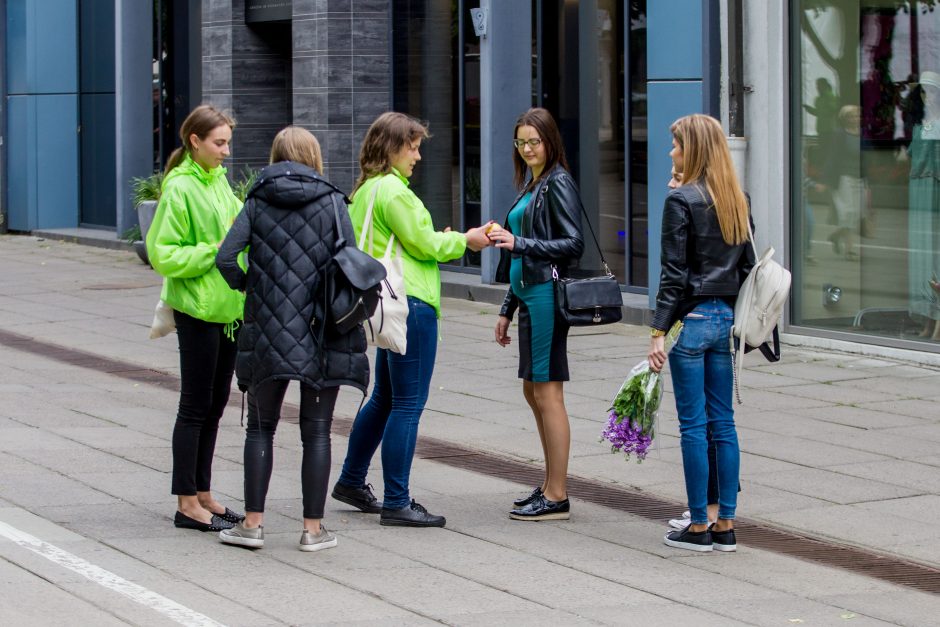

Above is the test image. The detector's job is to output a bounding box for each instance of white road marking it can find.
[0,520,226,627]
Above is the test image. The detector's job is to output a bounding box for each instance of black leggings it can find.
[171,311,238,496]
[244,380,338,519]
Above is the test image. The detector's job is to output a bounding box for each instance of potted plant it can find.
[129,171,163,265]
[127,168,256,265]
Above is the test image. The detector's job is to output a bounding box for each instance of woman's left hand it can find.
[489,225,515,250]
[648,336,667,373]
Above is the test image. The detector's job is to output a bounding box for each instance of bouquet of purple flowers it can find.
[602,322,683,462]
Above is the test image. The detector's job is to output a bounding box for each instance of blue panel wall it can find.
[5,0,80,230]
[34,0,77,94]
[7,95,35,230]
[6,0,28,94]
[646,80,703,304]
[647,0,703,81]
[37,95,79,228]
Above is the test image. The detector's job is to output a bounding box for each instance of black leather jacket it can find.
[496,167,585,319]
[651,184,756,331]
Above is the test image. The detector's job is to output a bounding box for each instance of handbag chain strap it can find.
[540,175,613,278]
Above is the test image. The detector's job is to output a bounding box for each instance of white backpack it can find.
[731,223,791,403]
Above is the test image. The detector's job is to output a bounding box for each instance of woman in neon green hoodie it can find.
[146,105,246,533]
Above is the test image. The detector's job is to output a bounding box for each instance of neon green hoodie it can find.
[349,170,467,317]
[146,154,245,324]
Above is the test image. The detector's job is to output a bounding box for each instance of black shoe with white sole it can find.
[663,524,713,552]
[709,525,736,552]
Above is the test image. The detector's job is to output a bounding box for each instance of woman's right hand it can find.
[464,224,492,252]
[495,316,511,347]
[648,335,667,373]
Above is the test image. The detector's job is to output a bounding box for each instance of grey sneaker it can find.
[218,523,264,548]
[299,526,338,552]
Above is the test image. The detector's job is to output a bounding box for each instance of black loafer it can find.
[332,482,383,514]
[174,511,234,532]
[380,500,445,527]
[513,486,543,507]
[215,507,245,524]
[509,494,570,521]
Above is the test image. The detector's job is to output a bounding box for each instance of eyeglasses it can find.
[513,138,542,149]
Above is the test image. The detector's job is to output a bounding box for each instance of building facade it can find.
[4,0,940,356]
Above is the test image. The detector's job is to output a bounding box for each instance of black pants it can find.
[171,311,238,496]
[244,380,338,519]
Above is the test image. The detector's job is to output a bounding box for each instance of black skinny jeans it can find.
[171,311,238,496]
[244,380,338,519]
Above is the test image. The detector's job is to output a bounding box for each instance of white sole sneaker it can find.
[299,528,338,552]
[218,526,264,549]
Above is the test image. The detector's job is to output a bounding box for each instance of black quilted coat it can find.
[216,161,369,393]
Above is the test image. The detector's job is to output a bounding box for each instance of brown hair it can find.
[164,105,236,175]
[670,114,749,245]
[353,112,430,195]
[269,126,323,173]
[512,108,570,190]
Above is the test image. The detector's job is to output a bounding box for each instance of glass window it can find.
[793,1,940,346]
[392,0,481,268]
[537,0,627,281]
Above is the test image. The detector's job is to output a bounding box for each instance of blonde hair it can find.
[269,126,323,173]
[165,105,236,175]
[353,112,430,195]
[670,114,749,245]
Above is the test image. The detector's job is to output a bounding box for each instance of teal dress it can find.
[508,193,568,382]
[908,124,940,321]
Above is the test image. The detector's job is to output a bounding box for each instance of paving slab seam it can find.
[3,328,940,596]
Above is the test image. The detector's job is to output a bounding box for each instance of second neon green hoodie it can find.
[146,154,245,324]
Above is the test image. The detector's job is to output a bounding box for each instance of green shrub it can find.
[131,172,164,207]
[122,224,142,243]
[232,168,260,203]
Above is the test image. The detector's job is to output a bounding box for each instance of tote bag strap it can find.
[357,177,402,261]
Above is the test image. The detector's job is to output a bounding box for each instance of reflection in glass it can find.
[628,1,647,287]
[597,0,626,283]
[907,72,940,338]
[793,1,940,345]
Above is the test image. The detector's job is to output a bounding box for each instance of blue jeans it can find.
[668,298,740,524]
[337,297,438,510]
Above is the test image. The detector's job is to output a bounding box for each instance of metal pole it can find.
[727,0,745,137]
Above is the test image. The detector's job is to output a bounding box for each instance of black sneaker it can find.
[509,494,570,521]
[380,500,446,527]
[709,525,736,552]
[664,524,713,552]
[332,482,383,514]
[513,486,543,507]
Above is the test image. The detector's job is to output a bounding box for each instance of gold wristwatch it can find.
[650,328,666,338]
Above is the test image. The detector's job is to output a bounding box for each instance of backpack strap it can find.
[732,215,764,404]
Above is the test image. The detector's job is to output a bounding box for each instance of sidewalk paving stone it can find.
[3,235,940,624]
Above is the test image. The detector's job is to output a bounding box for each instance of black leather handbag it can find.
[553,200,623,327]
[323,195,387,334]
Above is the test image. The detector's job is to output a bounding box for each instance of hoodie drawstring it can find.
[224,320,240,342]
